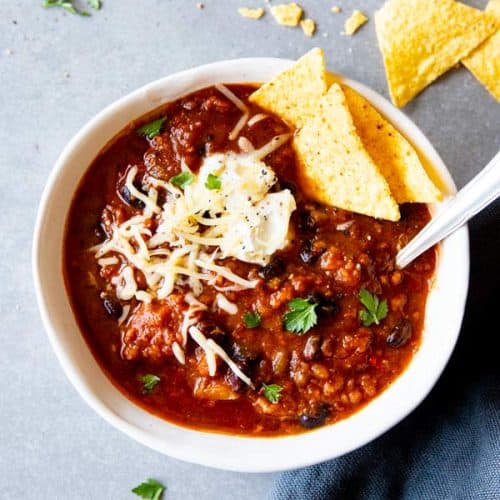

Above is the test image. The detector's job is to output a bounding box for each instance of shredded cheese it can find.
[189,326,253,387]
[216,293,238,315]
[215,84,249,140]
[93,135,295,377]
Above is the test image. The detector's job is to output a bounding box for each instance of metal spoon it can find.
[396,149,500,268]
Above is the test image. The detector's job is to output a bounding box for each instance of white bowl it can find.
[32,58,469,473]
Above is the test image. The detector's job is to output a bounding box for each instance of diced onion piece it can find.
[336,220,354,231]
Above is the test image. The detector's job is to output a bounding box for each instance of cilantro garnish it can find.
[141,374,160,394]
[132,478,165,500]
[87,0,101,9]
[170,171,194,189]
[262,383,283,404]
[136,117,166,139]
[42,0,90,16]
[243,311,261,328]
[283,298,318,334]
[358,288,388,326]
[205,173,221,190]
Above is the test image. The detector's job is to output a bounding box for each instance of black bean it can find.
[299,240,322,264]
[297,210,316,232]
[120,185,145,209]
[307,293,340,318]
[258,256,285,280]
[225,358,249,393]
[387,319,412,348]
[303,335,321,361]
[102,298,122,319]
[299,405,330,429]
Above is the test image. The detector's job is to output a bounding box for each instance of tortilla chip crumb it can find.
[331,6,341,14]
[343,10,368,35]
[238,7,265,20]
[271,3,303,27]
[300,18,316,37]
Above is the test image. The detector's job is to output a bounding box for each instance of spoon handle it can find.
[396,149,500,268]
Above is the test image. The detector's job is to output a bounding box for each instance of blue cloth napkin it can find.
[269,201,500,500]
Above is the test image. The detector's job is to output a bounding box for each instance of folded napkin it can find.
[269,201,500,500]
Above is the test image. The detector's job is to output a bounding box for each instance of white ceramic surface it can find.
[32,58,469,473]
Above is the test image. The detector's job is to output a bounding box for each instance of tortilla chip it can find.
[249,48,327,128]
[238,7,265,20]
[294,84,400,221]
[270,3,303,27]
[462,0,500,101]
[300,18,316,37]
[375,0,498,107]
[343,10,368,35]
[342,85,441,203]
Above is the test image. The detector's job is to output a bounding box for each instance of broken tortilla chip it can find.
[300,18,316,37]
[249,48,327,128]
[238,7,265,20]
[294,83,400,221]
[462,0,500,101]
[343,10,368,35]
[375,0,498,107]
[342,85,441,203]
[270,3,303,27]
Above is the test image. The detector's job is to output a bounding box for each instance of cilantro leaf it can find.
[205,173,221,190]
[358,288,388,326]
[88,0,101,9]
[170,171,194,189]
[136,117,166,139]
[141,374,160,394]
[132,478,165,500]
[262,383,283,404]
[43,0,90,16]
[283,298,317,335]
[243,311,261,328]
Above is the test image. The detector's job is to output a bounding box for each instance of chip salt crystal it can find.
[300,18,316,37]
[238,7,265,19]
[270,3,303,27]
[462,0,500,101]
[343,10,368,35]
[375,0,498,107]
[249,48,327,128]
[294,83,400,221]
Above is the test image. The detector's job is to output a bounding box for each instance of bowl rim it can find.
[32,57,470,472]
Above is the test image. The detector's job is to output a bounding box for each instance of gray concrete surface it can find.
[0,1,498,498]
